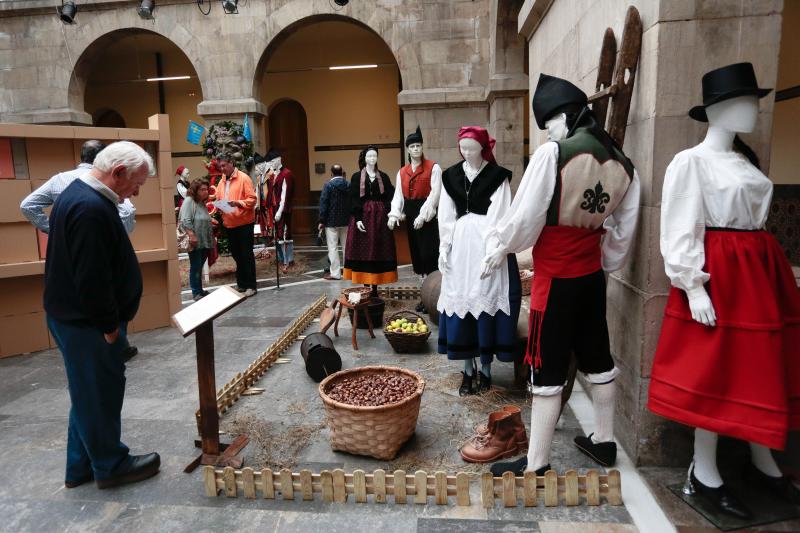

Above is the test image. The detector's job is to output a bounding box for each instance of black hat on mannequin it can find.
[532,73,588,130]
[253,152,265,165]
[689,62,772,122]
[265,148,281,161]
[405,126,423,147]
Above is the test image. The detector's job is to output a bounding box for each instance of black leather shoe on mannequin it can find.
[744,462,800,505]
[686,465,752,520]
[477,371,491,393]
[490,456,550,477]
[459,371,475,396]
[574,433,617,467]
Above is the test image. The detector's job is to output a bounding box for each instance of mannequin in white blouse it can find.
[661,96,784,493]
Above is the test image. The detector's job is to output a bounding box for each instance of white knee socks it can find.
[693,428,723,488]
[525,394,561,472]
[750,442,782,477]
[590,381,615,443]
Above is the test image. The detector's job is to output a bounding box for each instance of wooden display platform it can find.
[203,466,621,508]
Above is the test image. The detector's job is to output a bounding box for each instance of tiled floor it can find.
[0,265,638,532]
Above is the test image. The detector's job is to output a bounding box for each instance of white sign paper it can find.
[172,286,245,336]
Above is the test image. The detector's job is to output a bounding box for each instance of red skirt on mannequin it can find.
[648,229,800,450]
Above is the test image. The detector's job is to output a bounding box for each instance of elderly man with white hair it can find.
[44,141,161,490]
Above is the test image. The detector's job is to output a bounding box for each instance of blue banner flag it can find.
[186,120,205,145]
[242,113,251,142]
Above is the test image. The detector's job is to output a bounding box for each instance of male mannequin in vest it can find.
[483,74,641,476]
[267,148,295,273]
[388,126,442,311]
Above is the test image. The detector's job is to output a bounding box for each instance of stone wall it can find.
[0,0,528,175]
[519,0,783,466]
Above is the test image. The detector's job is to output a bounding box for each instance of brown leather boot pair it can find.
[460,406,528,463]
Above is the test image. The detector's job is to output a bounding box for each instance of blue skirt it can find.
[437,255,522,364]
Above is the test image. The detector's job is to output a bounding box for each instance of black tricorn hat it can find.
[265,148,281,161]
[689,62,772,122]
[532,73,588,130]
[405,125,423,147]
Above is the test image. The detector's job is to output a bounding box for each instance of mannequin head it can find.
[269,157,282,171]
[407,142,423,162]
[545,113,569,141]
[459,137,483,168]
[705,95,758,133]
[364,149,378,167]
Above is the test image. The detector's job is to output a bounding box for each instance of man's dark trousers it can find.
[226,223,257,290]
[47,316,131,482]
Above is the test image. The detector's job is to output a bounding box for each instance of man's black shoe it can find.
[744,462,800,505]
[490,457,551,477]
[122,345,138,362]
[65,473,94,488]
[574,434,617,467]
[458,371,475,396]
[688,467,752,520]
[96,452,160,489]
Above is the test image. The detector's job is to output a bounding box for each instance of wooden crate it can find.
[203,466,622,508]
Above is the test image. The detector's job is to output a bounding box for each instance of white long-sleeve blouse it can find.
[660,145,772,297]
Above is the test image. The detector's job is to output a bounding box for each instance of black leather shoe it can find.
[122,345,138,363]
[477,371,492,393]
[688,468,752,520]
[96,453,160,489]
[65,472,93,488]
[459,371,475,396]
[574,434,617,467]
[744,462,800,505]
[490,457,551,477]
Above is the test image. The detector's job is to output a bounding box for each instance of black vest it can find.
[442,161,512,219]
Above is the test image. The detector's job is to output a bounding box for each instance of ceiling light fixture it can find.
[147,75,191,82]
[333,0,350,6]
[221,0,238,14]
[138,0,155,19]
[329,64,378,71]
[59,0,77,24]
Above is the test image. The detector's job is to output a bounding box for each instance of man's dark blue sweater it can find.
[44,179,142,334]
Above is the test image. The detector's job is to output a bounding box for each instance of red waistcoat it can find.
[400,158,435,200]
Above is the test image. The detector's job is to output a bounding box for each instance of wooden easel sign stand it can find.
[172,286,250,472]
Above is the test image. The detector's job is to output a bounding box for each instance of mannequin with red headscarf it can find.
[437,126,521,397]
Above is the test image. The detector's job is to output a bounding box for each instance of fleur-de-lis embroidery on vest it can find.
[580,181,611,214]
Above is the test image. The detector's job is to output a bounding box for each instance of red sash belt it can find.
[526,226,605,368]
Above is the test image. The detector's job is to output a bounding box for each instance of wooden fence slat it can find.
[242,467,256,499]
[353,470,367,503]
[434,471,447,505]
[300,469,313,501]
[203,465,218,497]
[586,470,600,506]
[394,470,407,504]
[607,470,622,505]
[261,469,274,499]
[455,472,470,506]
[481,473,494,508]
[223,466,237,497]
[522,472,537,507]
[373,470,386,504]
[414,471,427,504]
[565,470,579,506]
[544,470,558,506]
[333,469,346,503]
[321,470,334,502]
[280,468,294,500]
[502,472,516,507]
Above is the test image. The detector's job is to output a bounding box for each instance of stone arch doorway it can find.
[70,28,205,179]
[255,16,403,241]
[268,99,311,237]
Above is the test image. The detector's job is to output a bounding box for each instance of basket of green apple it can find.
[383,310,431,353]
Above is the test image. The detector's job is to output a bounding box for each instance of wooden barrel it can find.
[420,270,442,324]
[300,333,342,382]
